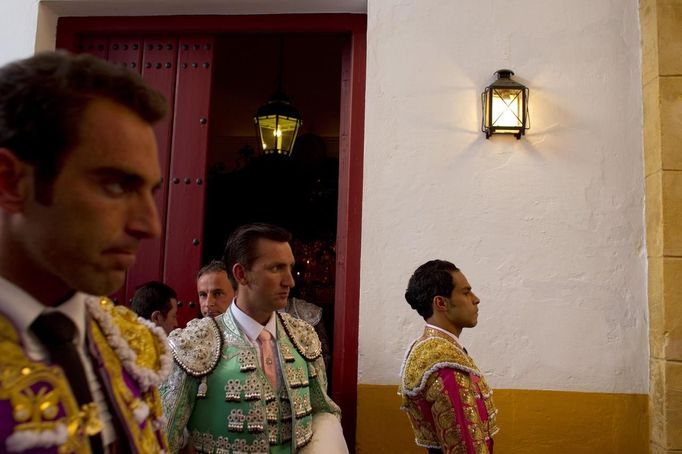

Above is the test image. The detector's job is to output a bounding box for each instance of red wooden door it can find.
[163,37,215,325]
[72,35,212,325]
[60,16,364,448]
[125,38,178,301]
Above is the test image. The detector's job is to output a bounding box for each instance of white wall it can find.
[0,1,39,65]
[359,0,647,393]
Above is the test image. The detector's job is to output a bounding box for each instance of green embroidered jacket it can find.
[160,309,340,454]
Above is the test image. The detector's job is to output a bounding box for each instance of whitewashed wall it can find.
[359,0,647,393]
[0,1,39,65]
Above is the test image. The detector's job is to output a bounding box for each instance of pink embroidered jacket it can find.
[400,326,499,454]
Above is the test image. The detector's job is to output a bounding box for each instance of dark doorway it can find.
[202,33,345,378]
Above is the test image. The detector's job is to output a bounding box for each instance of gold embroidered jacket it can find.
[0,297,171,453]
[400,327,499,454]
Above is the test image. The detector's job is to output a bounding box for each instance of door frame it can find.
[57,13,366,448]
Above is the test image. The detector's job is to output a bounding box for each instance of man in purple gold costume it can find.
[0,51,171,453]
[400,260,499,454]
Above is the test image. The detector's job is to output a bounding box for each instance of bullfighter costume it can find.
[0,277,171,453]
[400,325,498,454]
[160,303,342,454]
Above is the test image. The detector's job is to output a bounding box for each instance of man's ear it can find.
[232,263,248,286]
[0,148,30,213]
[432,295,448,313]
[150,310,163,324]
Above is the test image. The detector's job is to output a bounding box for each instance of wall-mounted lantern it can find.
[481,69,529,139]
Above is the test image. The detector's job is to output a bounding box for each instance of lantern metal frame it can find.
[481,69,530,139]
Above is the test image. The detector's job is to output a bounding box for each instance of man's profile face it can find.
[197,270,233,317]
[19,98,162,296]
[443,271,480,330]
[157,298,178,334]
[240,239,295,315]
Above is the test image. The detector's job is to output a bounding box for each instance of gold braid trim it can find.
[0,314,95,453]
[402,333,480,394]
[89,317,169,453]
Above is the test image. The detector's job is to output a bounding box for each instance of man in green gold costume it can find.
[160,223,347,454]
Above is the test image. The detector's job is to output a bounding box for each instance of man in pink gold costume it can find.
[400,260,499,454]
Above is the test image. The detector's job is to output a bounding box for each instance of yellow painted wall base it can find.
[356,384,648,454]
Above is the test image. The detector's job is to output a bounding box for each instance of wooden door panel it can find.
[124,37,179,301]
[164,37,215,326]
[76,36,109,60]
[106,38,142,72]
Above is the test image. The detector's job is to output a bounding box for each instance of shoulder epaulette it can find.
[278,312,321,361]
[167,316,222,377]
[87,297,172,389]
[402,336,480,395]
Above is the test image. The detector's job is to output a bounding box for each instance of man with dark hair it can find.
[162,223,347,454]
[196,259,234,318]
[400,260,499,454]
[131,281,179,335]
[0,51,170,452]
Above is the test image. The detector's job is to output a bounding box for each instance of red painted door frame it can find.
[57,13,366,449]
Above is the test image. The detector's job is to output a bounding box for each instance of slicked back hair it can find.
[222,223,292,289]
[0,50,167,203]
[404,260,460,320]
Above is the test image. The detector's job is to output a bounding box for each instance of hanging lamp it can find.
[254,37,303,156]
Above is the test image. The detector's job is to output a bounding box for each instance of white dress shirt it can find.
[0,275,116,446]
[230,301,283,387]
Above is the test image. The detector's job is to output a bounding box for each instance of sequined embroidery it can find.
[266,400,278,422]
[245,405,266,433]
[293,394,312,418]
[238,350,258,373]
[294,420,313,448]
[243,374,261,401]
[307,361,318,379]
[285,365,308,388]
[190,430,269,454]
[227,409,245,432]
[277,312,322,361]
[224,379,242,402]
[279,343,295,362]
[168,317,222,377]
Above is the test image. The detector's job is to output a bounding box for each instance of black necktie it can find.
[30,311,105,454]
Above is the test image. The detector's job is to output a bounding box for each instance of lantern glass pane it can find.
[491,88,524,130]
[257,114,301,154]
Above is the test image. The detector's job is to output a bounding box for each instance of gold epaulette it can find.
[97,298,167,372]
[402,336,480,394]
[167,317,222,377]
[278,312,322,361]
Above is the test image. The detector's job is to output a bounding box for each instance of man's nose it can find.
[283,270,295,288]
[128,192,162,239]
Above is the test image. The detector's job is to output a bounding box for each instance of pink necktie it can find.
[258,330,278,389]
